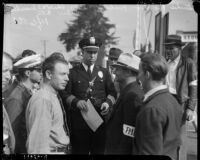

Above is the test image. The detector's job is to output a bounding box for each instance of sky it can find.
[4,0,197,60]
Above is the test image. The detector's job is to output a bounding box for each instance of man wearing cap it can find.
[104,53,143,154]
[133,53,182,159]
[62,36,117,154]
[68,55,83,68]
[4,54,43,153]
[2,51,15,154]
[164,35,197,160]
[107,48,123,97]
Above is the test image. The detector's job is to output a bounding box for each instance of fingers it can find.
[77,100,88,112]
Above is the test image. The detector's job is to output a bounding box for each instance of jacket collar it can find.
[143,88,169,104]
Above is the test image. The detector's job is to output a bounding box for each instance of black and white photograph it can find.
[2,0,197,159]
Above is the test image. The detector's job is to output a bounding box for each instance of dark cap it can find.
[79,36,102,51]
[107,48,123,59]
[164,35,185,46]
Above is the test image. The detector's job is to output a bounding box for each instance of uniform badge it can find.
[123,124,135,138]
[98,71,103,79]
[90,37,95,44]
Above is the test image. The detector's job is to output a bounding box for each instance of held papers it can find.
[81,99,104,132]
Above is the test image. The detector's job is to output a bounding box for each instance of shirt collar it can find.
[168,54,181,65]
[82,62,94,72]
[42,83,58,96]
[143,85,168,102]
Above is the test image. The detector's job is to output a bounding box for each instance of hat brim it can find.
[163,42,185,46]
[111,63,138,73]
[83,46,99,52]
[107,55,118,59]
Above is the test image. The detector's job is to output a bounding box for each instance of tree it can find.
[58,5,119,53]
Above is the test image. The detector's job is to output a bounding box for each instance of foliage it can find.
[58,5,119,52]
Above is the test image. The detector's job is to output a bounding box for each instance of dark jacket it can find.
[176,56,197,111]
[62,64,116,130]
[4,83,32,153]
[133,89,182,160]
[105,81,144,154]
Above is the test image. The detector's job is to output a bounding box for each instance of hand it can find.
[100,102,110,115]
[185,108,194,121]
[3,145,10,154]
[77,100,88,112]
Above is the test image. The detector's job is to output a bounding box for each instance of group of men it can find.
[2,35,197,160]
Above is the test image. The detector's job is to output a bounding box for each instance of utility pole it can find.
[41,40,47,58]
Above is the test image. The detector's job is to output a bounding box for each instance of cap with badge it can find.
[14,54,43,69]
[111,52,141,73]
[79,36,102,52]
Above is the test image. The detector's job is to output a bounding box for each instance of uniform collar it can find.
[82,62,95,72]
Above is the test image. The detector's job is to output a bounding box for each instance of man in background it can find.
[4,54,43,153]
[164,35,197,160]
[2,51,15,154]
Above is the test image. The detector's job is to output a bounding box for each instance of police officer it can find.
[63,36,117,154]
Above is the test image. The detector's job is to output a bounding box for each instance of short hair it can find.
[140,53,168,81]
[42,56,68,78]
[49,52,65,59]
[22,49,37,57]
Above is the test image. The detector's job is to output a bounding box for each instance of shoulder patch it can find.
[123,124,135,138]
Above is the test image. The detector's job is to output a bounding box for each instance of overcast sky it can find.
[4,0,197,59]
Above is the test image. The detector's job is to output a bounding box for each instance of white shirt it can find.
[166,54,180,95]
[82,63,94,73]
[143,85,168,102]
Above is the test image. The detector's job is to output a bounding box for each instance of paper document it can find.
[81,99,104,132]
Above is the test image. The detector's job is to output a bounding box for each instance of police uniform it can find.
[62,37,116,154]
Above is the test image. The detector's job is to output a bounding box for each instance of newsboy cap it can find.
[107,48,123,59]
[14,54,43,69]
[164,34,185,46]
[79,36,102,51]
[112,52,141,73]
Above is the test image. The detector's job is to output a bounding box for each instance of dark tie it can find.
[57,94,70,137]
[87,65,92,78]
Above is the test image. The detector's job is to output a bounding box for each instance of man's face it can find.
[30,68,43,84]
[82,49,98,66]
[165,45,180,61]
[2,55,13,92]
[113,66,126,84]
[50,62,69,90]
[108,57,118,66]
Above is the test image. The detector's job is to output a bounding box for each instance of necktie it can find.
[57,94,70,137]
[87,65,92,78]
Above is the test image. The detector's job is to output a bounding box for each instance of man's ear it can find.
[24,70,31,77]
[45,70,52,80]
[146,71,150,79]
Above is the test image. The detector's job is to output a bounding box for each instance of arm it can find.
[5,99,23,125]
[118,93,142,154]
[187,59,197,111]
[134,107,165,155]
[102,69,117,116]
[26,98,52,154]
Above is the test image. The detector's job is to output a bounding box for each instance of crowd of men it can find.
[2,35,197,160]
